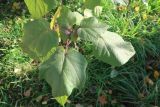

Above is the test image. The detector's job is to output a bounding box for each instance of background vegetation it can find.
[0,0,160,107]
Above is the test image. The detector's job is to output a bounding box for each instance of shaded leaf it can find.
[57,6,83,28]
[57,6,83,41]
[110,69,118,78]
[21,19,58,61]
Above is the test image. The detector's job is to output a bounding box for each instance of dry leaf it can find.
[145,76,154,86]
[36,95,43,102]
[12,2,21,10]
[154,70,159,79]
[142,13,147,20]
[134,6,140,12]
[108,90,112,95]
[98,95,107,105]
[24,88,32,97]
[117,6,127,11]
[75,104,84,107]
[146,65,153,71]
[42,96,49,105]
[138,93,145,99]
[14,67,22,74]
[42,101,47,105]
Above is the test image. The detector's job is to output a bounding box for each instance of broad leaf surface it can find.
[21,19,58,60]
[57,6,83,28]
[78,17,135,66]
[57,6,83,41]
[39,47,87,105]
[24,0,57,19]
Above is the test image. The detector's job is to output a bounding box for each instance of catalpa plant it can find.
[21,0,135,106]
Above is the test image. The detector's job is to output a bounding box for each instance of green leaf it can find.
[21,19,58,60]
[84,0,105,9]
[78,17,135,66]
[57,6,84,28]
[24,0,57,19]
[78,17,108,42]
[39,47,87,106]
[57,6,83,41]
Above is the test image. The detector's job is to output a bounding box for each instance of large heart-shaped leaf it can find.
[78,17,135,66]
[39,47,87,106]
[21,19,58,60]
[24,0,57,19]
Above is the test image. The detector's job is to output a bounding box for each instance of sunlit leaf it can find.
[78,17,135,66]
[24,0,57,19]
[84,9,93,18]
[39,47,87,106]
[55,96,68,107]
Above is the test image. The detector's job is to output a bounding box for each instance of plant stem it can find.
[65,39,71,54]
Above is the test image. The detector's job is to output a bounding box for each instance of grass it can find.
[0,0,160,107]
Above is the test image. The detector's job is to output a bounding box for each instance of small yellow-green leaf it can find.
[55,96,68,106]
